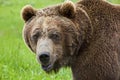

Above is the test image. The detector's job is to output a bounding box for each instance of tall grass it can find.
[0,0,119,80]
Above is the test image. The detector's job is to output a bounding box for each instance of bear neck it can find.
[70,5,93,56]
[68,6,93,79]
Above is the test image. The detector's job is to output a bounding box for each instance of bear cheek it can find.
[23,31,35,52]
[54,45,63,59]
[26,37,37,53]
[30,42,37,53]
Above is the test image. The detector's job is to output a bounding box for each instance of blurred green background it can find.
[0,0,119,80]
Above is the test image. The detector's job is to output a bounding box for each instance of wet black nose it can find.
[39,52,50,64]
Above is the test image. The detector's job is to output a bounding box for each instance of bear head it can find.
[21,1,90,73]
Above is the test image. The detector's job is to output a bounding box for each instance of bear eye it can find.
[31,32,40,42]
[49,32,61,41]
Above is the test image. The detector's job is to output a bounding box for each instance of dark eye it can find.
[31,32,40,42]
[49,32,61,41]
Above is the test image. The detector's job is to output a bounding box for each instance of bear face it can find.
[21,1,79,73]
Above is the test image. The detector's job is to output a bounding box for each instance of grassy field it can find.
[0,0,119,80]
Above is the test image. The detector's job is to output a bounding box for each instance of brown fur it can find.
[21,0,120,80]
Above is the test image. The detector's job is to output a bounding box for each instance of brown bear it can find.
[21,0,120,80]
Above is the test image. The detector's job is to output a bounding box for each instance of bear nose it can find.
[39,52,50,64]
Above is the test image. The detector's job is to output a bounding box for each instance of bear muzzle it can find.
[39,52,50,65]
[38,52,54,71]
[36,38,55,71]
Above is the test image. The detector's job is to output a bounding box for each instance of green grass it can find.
[0,0,119,80]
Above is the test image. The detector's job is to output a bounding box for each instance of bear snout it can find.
[37,52,55,72]
[39,52,50,65]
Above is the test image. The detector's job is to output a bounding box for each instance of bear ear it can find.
[60,0,76,18]
[21,5,36,22]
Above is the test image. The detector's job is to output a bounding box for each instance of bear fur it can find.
[21,0,120,80]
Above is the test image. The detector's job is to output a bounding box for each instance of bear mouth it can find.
[41,63,53,72]
[41,60,61,73]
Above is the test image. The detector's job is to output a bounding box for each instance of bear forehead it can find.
[40,17,61,30]
[36,5,60,17]
[34,16,63,27]
[29,16,63,33]
[36,16,61,26]
[29,14,72,29]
